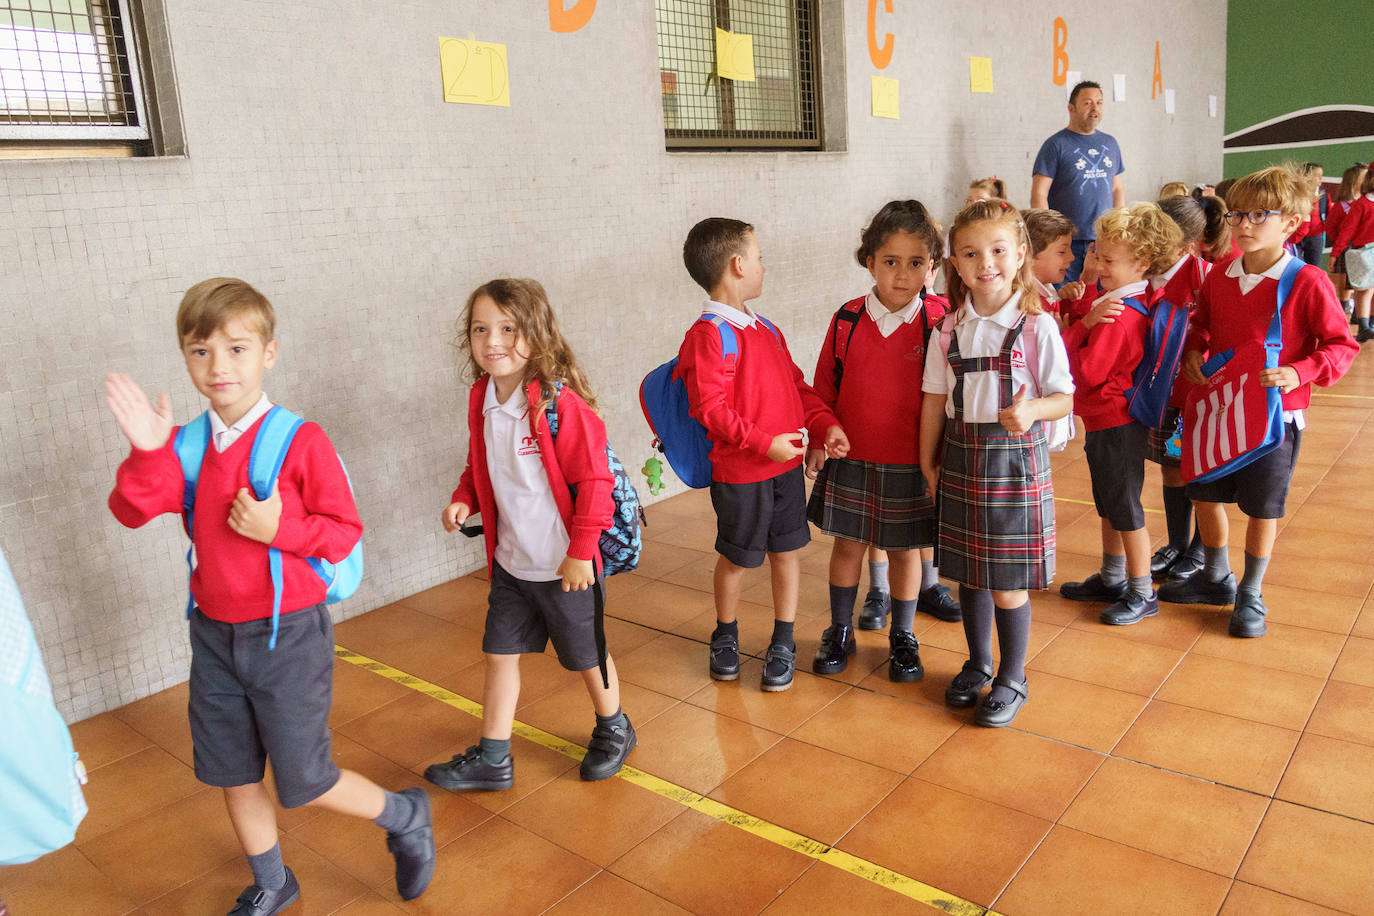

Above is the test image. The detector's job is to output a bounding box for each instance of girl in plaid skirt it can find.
[920,200,1075,727]
[804,200,958,682]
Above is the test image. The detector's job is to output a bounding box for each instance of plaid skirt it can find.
[1146,407,1183,467]
[936,420,1055,590]
[1332,251,1347,275]
[807,458,936,550]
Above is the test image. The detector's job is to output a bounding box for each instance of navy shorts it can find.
[484,563,603,671]
[709,466,810,568]
[188,604,340,808]
[1084,421,1149,531]
[1186,422,1302,519]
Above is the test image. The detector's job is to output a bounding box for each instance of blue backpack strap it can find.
[246,406,306,650]
[701,314,740,373]
[172,413,212,620]
[1267,257,1304,360]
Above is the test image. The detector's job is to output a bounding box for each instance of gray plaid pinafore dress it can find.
[935,314,1056,590]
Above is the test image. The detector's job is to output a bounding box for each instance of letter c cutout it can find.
[868,0,893,70]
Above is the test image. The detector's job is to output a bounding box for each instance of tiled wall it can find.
[0,1,1226,721]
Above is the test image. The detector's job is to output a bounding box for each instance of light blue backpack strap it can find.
[702,314,739,365]
[172,412,212,620]
[1267,257,1305,360]
[247,406,306,650]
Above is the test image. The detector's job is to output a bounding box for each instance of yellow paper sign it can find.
[970,57,994,93]
[715,28,756,82]
[439,37,510,107]
[871,75,899,119]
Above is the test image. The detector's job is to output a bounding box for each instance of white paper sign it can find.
[1208,94,1217,118]
[1065,70,1081,100]
[1164,88,1176,114]
[1113,73,1126,102]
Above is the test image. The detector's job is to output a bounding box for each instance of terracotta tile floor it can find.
[6,354,1374,914]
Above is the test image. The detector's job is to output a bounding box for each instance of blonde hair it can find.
[968,177,1007,201]
[457,278,597,413]
[1094,203,1185,276]
[1158,181,1189,199]
[176,278,275,345]
[946,199,1041,315]
[1226,163,1312,218]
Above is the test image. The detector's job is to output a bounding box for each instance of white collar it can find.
[483,379,529,418]
[957,291,1025,328]
[209,393,272,441]
[865,290,922,325]
[1150,256,1189,290]
[1224,251,1294,281]
[1033,277,1059,303]
[1093,280,1149,306]
[1365,193,1374,202]
[703,299,756,329]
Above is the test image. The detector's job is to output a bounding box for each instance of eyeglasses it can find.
[1223,209,1283,227]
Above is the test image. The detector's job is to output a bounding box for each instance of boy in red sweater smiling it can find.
[106,279,435,914]
[675,219,847,692]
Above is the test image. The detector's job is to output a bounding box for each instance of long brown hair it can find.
[457,278,597,414]
[945,199,1040,316]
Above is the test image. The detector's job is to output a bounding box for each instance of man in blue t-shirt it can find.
[1031,80,1125,283]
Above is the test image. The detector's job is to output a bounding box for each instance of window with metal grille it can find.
[656,0,820,150]
[0,0,149,142]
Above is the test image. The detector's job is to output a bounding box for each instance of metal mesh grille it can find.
[0,0,143,130]
[656,0,819,149]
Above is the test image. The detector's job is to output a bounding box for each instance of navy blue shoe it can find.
[227,867,300,916]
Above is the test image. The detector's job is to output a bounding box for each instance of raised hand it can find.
[1081,298,1124,329]
[104,373,174,451]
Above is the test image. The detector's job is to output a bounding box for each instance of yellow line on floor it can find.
[1056,495,1163,514]
[1311,391,1374,401]
[334,645,1000,916]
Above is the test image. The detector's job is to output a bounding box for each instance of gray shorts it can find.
[188,604,340,808]
[484,563,603,671]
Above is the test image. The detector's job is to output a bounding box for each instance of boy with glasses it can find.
[1164,166,1358,637]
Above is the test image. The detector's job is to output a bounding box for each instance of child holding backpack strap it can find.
[1058,203,1182,628]
[427,278,636,791]
[106,279,435,914]
[920,200,1074,727]
[805,200,960,683]
[1164,166,1357,637]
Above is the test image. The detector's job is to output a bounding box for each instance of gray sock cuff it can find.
[1100,553,1127,586]
[1128,574,1154,600]
[891,597,918,631]
[1204,544,1231,580]
[1239,552,1270,594]
[868,561,890,593]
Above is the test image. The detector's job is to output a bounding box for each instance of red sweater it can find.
[1326,199,1353,244]
[1332,196,1374,261]
[1061,294,1149,431]
[451,378,613,574]
[1155,256,1210,408]
[1184,263,1357,411]
[109,415,363,624]
[808,295,946,465]
[676,314,840,484]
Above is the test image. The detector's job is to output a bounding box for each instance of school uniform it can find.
[806,291,945,550]
[1331,194,1374,266]
[922,293,1073,590]
[1327,199,1354,273]
[1033,278,1061,316]
[1061,281,1152,531]
[1144,256,1209,466]
[1183,253,1358,517]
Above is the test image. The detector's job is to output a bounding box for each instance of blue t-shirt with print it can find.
[1032,128,1124,240]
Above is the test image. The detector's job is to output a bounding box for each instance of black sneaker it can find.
[1059,573,1127,603]
[709,630,740,681]
[761,642,796,692]
[812,624,856,675]
[887,629,925,682]
[424,745,514,791]
[916,583,962,621]
[227,867,300,916]
[1149,545,1182,579]
[858,588,890,630]
[1229,592,1268,638]
[1158,571,1237,605]
[580,714,637,780]
[385,787,435,900]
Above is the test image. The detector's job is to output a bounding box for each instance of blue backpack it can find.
[639,313,780,488]
[0,545,87,865]
[1126,285,1195,430]
[173,405,364,649]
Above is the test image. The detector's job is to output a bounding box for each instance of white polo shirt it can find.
[210,393,272,452]
[1150,256,1188,291]
[483,384,569,581]
[864,290,925,338]
[922,292,1074,423]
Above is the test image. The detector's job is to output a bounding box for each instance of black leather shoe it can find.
[761,642,796,692]
[1150,545,1182,578]
[858,588,890,630]
[386,788,435,900]
[974,677,1029,727]
[581,714,637,780]
[1100,591,1160,625]
[811,625,856,675]
[1229,592,1268,638]
[1059,573,1127,603]
[227,867,300,916]
[1159,571,1237,605]
[1164,552,1204,582]
[709,630,740,681]
[945,660,994,708]
[424,745,514,791]
[887,629,925,682]
[916,584,963,622]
